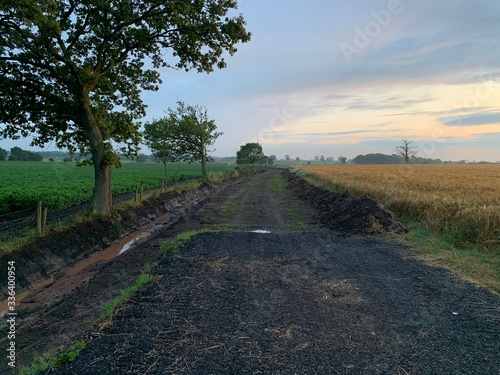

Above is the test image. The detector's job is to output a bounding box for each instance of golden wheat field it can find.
[297,164,500,248]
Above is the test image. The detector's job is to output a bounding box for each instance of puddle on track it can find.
[65,225,154,277]
[0,213,171,316]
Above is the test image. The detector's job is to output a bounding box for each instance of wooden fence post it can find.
[36,201,42,235]
[42,207,48,234]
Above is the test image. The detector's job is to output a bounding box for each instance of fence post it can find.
[42,207,48,234]
[36,201,42,235]
[140,182,144,201]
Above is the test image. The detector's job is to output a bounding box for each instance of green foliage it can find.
[151,101,223,182]
[19,340,85,375]
[0,0,250,154]
[236,142,264,165]
[160,230,210,258]
[0,147,7,161]
[53,341,86,367]
[0,162,234,213]
[143,116,181,177]
[0,0,250,214]
[8,147,43,161]
[101,267,153,320]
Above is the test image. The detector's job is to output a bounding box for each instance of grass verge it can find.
[402,224,500,295]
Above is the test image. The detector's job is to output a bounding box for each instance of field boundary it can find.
[0,178,201,244]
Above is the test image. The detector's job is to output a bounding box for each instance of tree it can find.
[0,1,250,215]
[136,154,150,163]
[236,143,263,166]
[28,152,43,161]
[7,146,42,161]
[0,147,6,161]
[8,147,28,161]
[320,155,325,163]
[295,157,300,161]
[166,102,222,182]
[395,138,418,164]
[338,156,347,164]
[143,117,178,178]
[268,155,276,165]
[259,155,269,166]
[285,155,291,161]
[314,155,319,162]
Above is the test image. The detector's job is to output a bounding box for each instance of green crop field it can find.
[0,161,234,214]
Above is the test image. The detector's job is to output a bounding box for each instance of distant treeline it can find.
[0,146,43,161]
[352,153,444,164]
[0,147,236,164]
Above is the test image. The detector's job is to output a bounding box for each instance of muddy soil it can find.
[2,170,500,374]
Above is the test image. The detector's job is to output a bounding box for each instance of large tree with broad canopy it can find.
[0,0,250,215]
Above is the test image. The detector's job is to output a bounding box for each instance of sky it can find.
[4,0,500,162]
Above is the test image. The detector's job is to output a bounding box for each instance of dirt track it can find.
[3,170,500,374]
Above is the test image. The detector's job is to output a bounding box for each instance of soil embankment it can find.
[282,169,405,234]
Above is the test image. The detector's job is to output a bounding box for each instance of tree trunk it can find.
[201,152,208,182]
[82,99,113,216]
[91,146,112,215]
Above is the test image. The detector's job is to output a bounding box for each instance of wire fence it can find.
[0,178,201,244]
[0,211,38,242]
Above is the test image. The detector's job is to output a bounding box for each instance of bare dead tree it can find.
[396,138,418,163]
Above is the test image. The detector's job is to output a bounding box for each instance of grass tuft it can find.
[100,266,153,320]
[19,340,85,375]
[160,229,211,258]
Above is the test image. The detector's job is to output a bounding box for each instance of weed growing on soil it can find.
[160,229,211,258]
[100,265,154,320]
[19,340,85,375]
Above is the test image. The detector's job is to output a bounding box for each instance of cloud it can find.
[345,95,437,111]
[298,130,373,137]
[440,112,500,126]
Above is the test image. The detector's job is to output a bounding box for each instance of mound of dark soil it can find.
[283,169,405,235]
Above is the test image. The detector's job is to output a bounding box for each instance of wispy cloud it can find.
[440,112,500,126]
